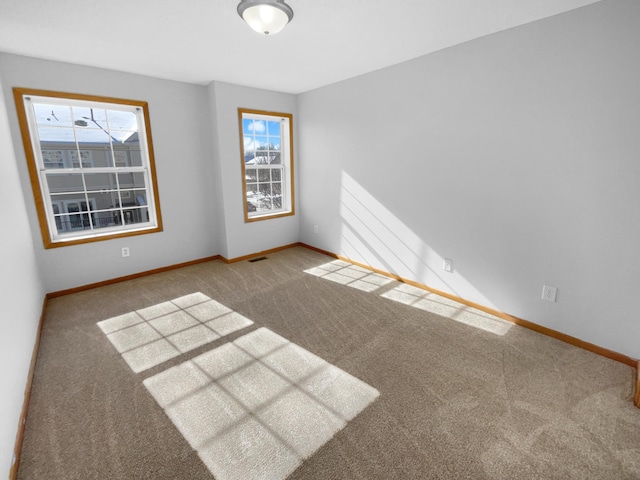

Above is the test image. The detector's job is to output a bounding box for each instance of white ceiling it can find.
[0,0,601,94]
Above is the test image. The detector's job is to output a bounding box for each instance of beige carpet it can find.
[17,246,640,479]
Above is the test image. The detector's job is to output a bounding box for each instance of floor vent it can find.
[248,256,268,263]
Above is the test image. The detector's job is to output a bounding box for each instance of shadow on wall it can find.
[339,171,498,310]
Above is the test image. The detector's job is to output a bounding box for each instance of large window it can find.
[238,109,294,221]
[14,88,162,248]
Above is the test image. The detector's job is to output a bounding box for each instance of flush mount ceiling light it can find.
[237,0,294,35]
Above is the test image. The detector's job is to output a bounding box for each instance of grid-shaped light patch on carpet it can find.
[304,259,393,292]
[144,327,380,480]
[97,292,253,372]
[306,260,511,336]
[381,283,512,336]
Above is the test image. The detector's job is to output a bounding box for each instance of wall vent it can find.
[248,256,267,263]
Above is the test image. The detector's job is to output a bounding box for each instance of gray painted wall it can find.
[207,82,228,258]
[209,81,299,259]
[298,0,640,358]
[0,70,46,476]
[0,53,219,292]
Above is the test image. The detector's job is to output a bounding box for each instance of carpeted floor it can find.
[17,246,640,479]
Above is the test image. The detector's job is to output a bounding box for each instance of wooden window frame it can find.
[13,88,163,248]
[238,108,295,223]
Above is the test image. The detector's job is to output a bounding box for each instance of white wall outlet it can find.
[121,247,130,258]
[443,258,453,273]
[542,285,557,302]
[313,225,319,234]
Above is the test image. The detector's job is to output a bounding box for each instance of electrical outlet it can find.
[121,247,130,258]
[443,258,453,273]
[542,285,557,302]
[313,225,319,234]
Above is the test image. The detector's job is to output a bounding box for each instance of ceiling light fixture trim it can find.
[237,0,294,35]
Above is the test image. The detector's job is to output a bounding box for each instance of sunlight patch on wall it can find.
[304,259,393,293]
[144,327,379,480]
[97,292,253,372]
[340,171,497,309]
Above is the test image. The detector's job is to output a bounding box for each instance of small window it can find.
[238,109,294,221]
[13,88,163,248]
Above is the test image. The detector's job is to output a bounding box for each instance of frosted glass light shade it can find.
[238,0,293,35]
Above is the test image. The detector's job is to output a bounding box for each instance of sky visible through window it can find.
[33,102,138,143]
[243,118,280,154]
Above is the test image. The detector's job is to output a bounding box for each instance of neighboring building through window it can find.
[14,88,162,248]
[238,108,294,221]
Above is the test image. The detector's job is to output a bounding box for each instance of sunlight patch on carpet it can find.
[381,283,512,336]
[306,260,511,336]
[97,292,253,372]
[305,260,393,292]
[144,327,379,480]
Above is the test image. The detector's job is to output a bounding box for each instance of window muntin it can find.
[14,88,162,248]
[239,109,294,221]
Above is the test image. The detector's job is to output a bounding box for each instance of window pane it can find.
[47,173,84,194]
[254,135,267,150]
[272,169,282,182]
[115,144,142,167]
[246,168,257,182]
[258,170,270,182]
[62,200,93,231]
[259,183,272,210]
[132,190,147,205]
[41,150,65,169]
[250,120,266,136]
[139,207,150,223]
[268,121,280,153]
[33,104,73,127]
[84,173,116,191]
[118,190,135,204]
[267,121,280,136]
[121,207,145,225]
[51,193,87,205]
[272,182,282,209]
[91,191,119,211]
[86,207,113,230]
[270,152,281,164]
[107,110,138,136]
[113,149,128,167]
[72,107,108,127]
[76,127,111,145]
[247,181,258,212]
[70,150,93,168]
[128,148,143,167]
[255,152,272,164]
[38,127,75,145]
[272,182,282,196]
[118,172,146,189]
[242,118,255,135]
[113,130,137,143]
[89,145,114,168]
